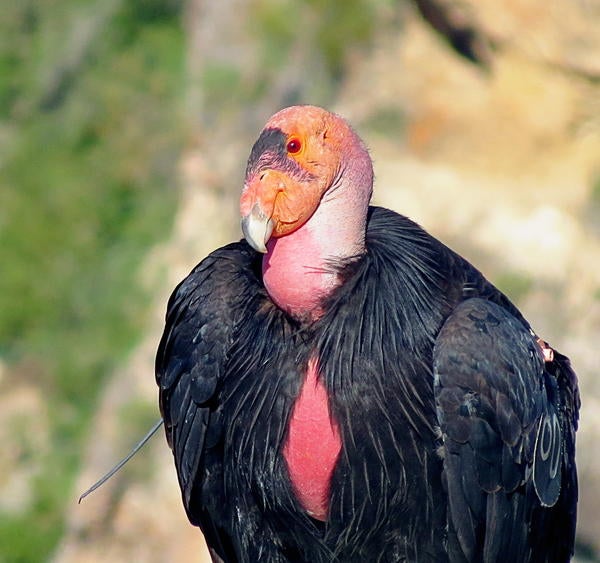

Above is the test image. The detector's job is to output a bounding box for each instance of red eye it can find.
[286,137,302,154]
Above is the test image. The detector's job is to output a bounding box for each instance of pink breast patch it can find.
[283,358,342,521]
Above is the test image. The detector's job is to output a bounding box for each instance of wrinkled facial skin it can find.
[240,114,340,245]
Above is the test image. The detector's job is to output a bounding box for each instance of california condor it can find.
[156,105,579,562]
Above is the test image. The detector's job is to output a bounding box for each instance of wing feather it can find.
[434,297,578,562]
[155,241,262,550]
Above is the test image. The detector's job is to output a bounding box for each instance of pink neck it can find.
[262,151,373,319]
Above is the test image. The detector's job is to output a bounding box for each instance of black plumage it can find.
[156,207,578,562]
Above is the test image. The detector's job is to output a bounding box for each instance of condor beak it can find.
[241,203,275,254]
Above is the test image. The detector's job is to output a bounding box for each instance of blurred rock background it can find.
[0,0,598,561]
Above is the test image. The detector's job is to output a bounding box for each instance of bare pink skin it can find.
[255,108,374,521]
[536,337,555,363]
[261,185,368,319]
[261,109,373,320]
[283,358,341,521]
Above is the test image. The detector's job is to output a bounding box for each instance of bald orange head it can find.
[240,106,371,253]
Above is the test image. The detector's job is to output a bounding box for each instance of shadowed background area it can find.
[0,1,598,561]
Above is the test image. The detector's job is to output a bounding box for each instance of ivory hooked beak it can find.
[241,203,275,253]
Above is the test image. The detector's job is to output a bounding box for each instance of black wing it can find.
[434,298,578,562]
[155,241,262,561]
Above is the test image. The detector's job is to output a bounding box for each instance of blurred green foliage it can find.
[363,106,408,138]
[0,0,183,559]
[254,0,376,77]
[0,0,387,560]
[494,271,534,305]
[246,0,382,106]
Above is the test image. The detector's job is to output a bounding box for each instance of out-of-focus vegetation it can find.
[0,1,183,559]
[0,1,384,560]
[253,0,376,79]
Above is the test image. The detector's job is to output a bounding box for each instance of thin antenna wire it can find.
[78,418,164,504]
